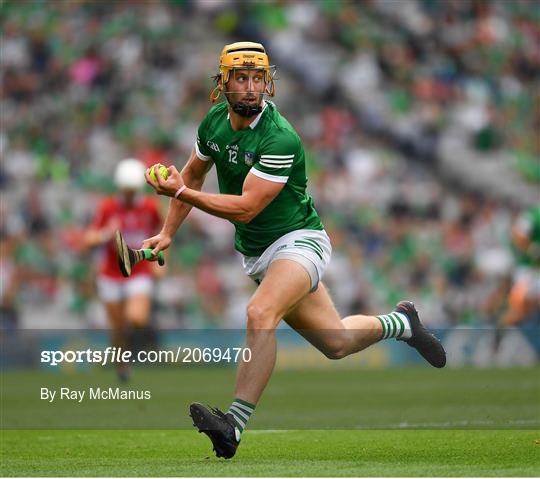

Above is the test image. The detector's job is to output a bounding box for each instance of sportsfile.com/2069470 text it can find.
[40,347,252,367]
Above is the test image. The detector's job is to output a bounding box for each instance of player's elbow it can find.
[234,194,267,223]
[235,207,259,224]
[235,214,253,224]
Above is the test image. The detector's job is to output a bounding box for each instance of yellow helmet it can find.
[210,41,276,103]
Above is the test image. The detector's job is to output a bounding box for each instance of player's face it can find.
[120,188,137,204]
[225,68,266,106]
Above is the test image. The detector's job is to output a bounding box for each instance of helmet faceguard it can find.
[210,41,276,117]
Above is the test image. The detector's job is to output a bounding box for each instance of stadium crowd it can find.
[1,0,538,329]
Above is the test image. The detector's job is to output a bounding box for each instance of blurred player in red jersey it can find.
[85,158,163,381]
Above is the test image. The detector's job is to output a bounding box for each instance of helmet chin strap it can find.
[224,91,263,118]
[231,101,263,118]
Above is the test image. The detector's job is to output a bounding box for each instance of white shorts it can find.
[241,229,332,292]
[97,275,154,303]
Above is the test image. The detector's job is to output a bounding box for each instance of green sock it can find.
[227,398,256,434]
[376,312,412,340]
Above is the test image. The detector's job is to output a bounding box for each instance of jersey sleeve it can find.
[195,114,213,161]
[250,130,299,184]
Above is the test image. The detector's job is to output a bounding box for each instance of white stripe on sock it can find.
[389,316,396,338]
[384,317,392,339]
[232,402,254,414]
[229,410,246,429]
[229,405,250,422]
[394,311,412,339]
[379,313,411,340]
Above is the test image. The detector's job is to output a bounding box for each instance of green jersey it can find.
[195,101,323,256]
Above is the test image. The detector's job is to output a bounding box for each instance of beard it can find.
[225,92,263,118]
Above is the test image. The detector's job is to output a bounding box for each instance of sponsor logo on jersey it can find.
[244,151,254,166]
[207,140,220,152]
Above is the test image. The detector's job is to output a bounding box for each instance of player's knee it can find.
[246,302,279,330]
[320,337,349,360]
[322,346,348,360]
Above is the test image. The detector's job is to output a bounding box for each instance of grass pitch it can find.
[1,366,539,476]
[1,429,538,476]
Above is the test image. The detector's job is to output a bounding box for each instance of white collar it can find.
[226,100,268,129]
[249,100,268,129]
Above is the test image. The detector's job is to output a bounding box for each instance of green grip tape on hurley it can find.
[143,249,165,266]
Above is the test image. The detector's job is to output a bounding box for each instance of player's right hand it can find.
[141,232,172,259]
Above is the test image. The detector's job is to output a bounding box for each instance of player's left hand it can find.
[145,165,184,198]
